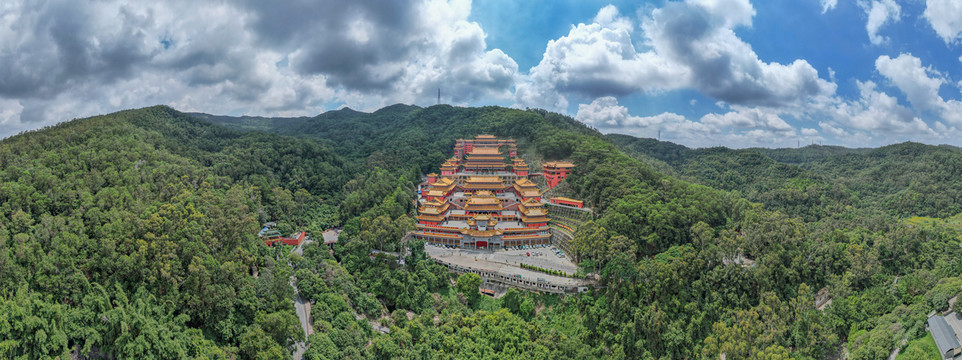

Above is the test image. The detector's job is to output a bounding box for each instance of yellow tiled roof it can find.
[514,178,537,187]
[466,196,500,205]
[543,161,575,168]
[464,183,505,190]
[468,147,501,155]
[464,204,503,211]
[417,214,446,221]
[419,202,450,215]
[466,176,502,183]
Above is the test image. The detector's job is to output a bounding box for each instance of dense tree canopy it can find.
[1,104,960,359]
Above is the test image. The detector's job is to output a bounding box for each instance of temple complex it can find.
[413,135,577,249]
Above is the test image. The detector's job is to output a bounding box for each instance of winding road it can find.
[290,229,339,360]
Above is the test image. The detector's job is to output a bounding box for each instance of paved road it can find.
[288,230,348,358]
[291,292,312,359]
[289,235,316,360]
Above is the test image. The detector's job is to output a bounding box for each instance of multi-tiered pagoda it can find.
[413,135,575,249]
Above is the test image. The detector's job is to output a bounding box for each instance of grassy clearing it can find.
[895,332,941,360]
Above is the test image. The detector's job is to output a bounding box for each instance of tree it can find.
[256,311,304,351]
[304,333,338,360]
[238,325,289,360]
[520,297,535,320]
[457,273,482,305]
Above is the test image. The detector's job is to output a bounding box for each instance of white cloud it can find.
[798,56,962,147]
[827,81,934,137]
[924,0,962,44]
[518,1,835,112]
[575,96,632,127]
[515,6,688,111]
[644,0,836,107]
[875,53,943,111]
[575,96,816,148]
[687,0,756,27]
[281,0,519,106]
[575,96,714,143]
[875,53,962,126]
[821,0,838,13]
[819,122,850,137]
[859,0,901,45]
[700,107,793,132]
[0,0,520,137]
[593,5,633,33]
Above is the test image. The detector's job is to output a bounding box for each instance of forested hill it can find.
[0,106,350,358]
[608,133,962,220]
[202,104,961,358]
[2,104,961,359]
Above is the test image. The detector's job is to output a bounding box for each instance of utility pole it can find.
[437,88,440,105]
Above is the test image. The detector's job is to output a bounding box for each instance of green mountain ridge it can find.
[1,104,960,359]
[608,133,962,220]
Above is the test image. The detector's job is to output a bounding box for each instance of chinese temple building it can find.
[550,197,584,208]
[413,135,579,249]
[542,161,575,189]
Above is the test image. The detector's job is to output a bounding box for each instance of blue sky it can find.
[1,0,961,148]
[471,0,962,147]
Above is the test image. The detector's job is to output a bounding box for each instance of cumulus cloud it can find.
[594,4,633,33]
[515,6,687,112]
[575,96,715,143]
[0,0,519,137]
[859,0,901,45]
[575,96,816,148]
[799,55,962,147]
[559,3,957,148]
[700,107,793,132]
[0,1,159,99]
[875,53,962,125]
[644,0,835,107]
[241,0,518,103]
[517,1,834,112]
[875,54,944,111]
[0,0,311,130]
[824,81,935,140]
[923,0,962,44]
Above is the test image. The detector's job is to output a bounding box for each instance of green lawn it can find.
[896,332,942,360]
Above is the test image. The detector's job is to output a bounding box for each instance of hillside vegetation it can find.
[609,134,962,220]
[0,104,959,359]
